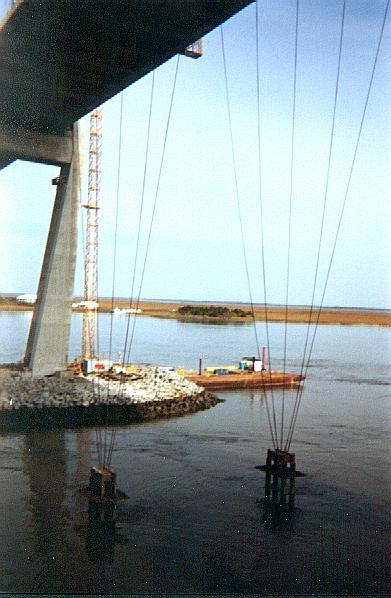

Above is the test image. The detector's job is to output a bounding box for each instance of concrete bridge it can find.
[0,0,252,375]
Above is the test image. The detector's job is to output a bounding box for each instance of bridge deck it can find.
[0,0,251,139]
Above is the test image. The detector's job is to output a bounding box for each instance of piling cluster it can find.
[0,366,221,431]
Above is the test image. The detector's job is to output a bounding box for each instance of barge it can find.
[185,370,304,390]
[184,352,304,390]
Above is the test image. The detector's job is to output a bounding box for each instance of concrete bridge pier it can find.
[0,0,253,377]
[24,123,81,377]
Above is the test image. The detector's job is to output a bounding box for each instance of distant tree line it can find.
[178,305,250,318]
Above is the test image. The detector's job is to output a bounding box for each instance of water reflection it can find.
[260,498,296,533]
[248,389,267,402]
[85,516,116,563]
[75,439,129,564]
[22,431,68,556]
[21,432,70,590]
[73,431,120,563]
[1,318,388,593]
[80,501,128,563]
[74,430,93,512]
[256,447,302,535]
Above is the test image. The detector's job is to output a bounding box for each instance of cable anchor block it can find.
[79,466,129,526]
[256,448,305,509]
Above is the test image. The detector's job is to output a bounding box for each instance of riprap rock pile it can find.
[92,366,204,403]
[0,366,222,430]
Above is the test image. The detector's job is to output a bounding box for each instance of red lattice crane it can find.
[81,108,102,359]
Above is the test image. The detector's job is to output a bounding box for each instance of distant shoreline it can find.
[1,298,390,327]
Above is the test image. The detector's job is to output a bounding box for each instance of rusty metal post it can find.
[262,346,267,370]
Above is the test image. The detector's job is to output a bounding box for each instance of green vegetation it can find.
[178,305,250,318]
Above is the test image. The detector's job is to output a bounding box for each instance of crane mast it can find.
[81,108,102,359]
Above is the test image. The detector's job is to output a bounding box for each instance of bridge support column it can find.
[24,123,81,376]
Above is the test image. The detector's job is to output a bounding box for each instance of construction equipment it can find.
[81,108,102,359]
[181,39,203,59]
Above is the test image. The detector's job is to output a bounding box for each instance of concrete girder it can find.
[0,122,73,168]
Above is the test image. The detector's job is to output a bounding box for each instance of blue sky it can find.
[0,0,390,308]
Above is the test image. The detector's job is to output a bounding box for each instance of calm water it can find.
[0,312,390,593]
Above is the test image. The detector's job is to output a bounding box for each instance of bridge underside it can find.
[0,0,252,375]
[0,0,252,169]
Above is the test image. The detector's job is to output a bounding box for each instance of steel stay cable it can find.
[102,92,125,466]
[108,92,124,363]
[287,0,389,451]
[281,0,299,449]
[220,28,261,357]
[287,0,346,450]
[108,72,156,428]
[255,0,277,450]
[222,24,278,448]
[125,56,180,365]
[284,0,346,450]
[121,72,156,370]
[286,0,389,451]
[110,70,155,415]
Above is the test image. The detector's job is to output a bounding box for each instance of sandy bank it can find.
[95,300,391,327]
[1,298,389,327]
